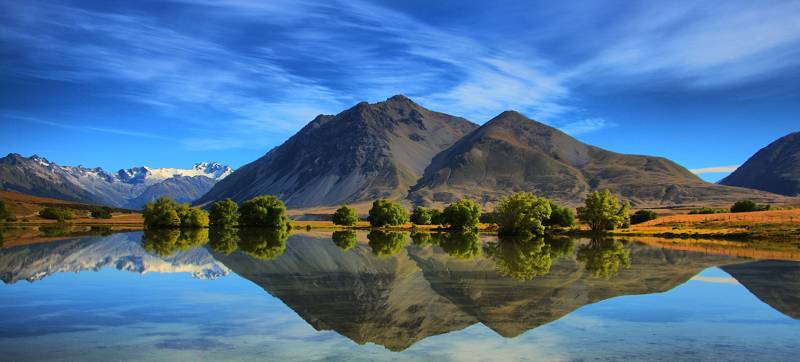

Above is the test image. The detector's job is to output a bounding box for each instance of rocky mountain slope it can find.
[0,153,232,209]
[196,95,477,208]
[719,132,800,196]
[409,111,790,207]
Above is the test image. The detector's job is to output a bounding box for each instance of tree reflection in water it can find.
[237,228,288,260]
[367,230,407,256]
[209,227,239,255]
[332,230,357,251]
[439,231,481,259]
[411,231,439,247]
[576,237,631,279]
[142,228,209,257]
[486,233,575,281]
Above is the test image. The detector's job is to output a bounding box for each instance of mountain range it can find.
[719,132,800,196]
[200,95,791,208]
[0,153,232,209]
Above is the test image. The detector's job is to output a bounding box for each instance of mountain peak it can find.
[719,131,800,196]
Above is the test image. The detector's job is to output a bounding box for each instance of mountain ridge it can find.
[719,132,800,196]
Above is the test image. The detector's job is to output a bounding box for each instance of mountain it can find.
[409,111,790,207]
[719,132,800,196]
[196,95,477,208]
[0,153,232,209]
[722,260,800,319]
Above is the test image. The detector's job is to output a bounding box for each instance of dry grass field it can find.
[0,190,143,226]
[617,209,800,240]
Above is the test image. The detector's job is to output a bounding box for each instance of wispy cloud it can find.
[4,114,167,140]
[689,165,740,174]
[558,118,614,136]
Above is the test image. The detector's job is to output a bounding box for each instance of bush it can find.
[143,197,181,228]
[730,200,770,213]
[494,192,552,235]
[429,209,443,226]
[332,205,358,226]
[238,195,288,228]
[630,210,657,225]
[210,199,239,227]
[577,190,630,232]
[367,199,408,227]
[441,200,481,231]
[90,206,113,219]
[410,207,432,225]
[688,207,726,215]
[38,207,74,222]
[545,201,575,228]
[332,230,357,251]
[183,208,209,228]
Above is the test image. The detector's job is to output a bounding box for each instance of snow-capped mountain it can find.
[0,153,233,209]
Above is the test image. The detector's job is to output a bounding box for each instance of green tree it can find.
[576,238,631,279]
[494,192,552,235]
[237,228,288,260]
[439,231,481,259]
[332,205,359,226]
[367,199,408,227]
[441,200,481,231]
[182,208,209,227]
[0,200,12,221]
[332,230,357,251]
[428,209,443,226]
[545,201,575,228]
[143,197,181,228]
[90,206,113,219]
[239,195,288,228]
[367,230,407,256]
[209,227,239,255]
[411,232,439,247]
[730,200,769,213]
[38,207,75,222]
[210,199,239,227]
[630,210,658,225]
[410,207,432,225]
[142,228,181,257]
[576,190,630,232]
[486,234,554,281]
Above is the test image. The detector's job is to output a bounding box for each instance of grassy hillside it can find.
[0,190,142,225]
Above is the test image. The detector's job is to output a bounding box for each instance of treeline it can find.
[142,195,289,230]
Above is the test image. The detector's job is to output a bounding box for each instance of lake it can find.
[1,230,798,361]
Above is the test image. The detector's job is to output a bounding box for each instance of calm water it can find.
[0,230,798,361]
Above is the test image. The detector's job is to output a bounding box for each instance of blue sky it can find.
[1,0,798,181]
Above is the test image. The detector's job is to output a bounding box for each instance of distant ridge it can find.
[719,132,800,196]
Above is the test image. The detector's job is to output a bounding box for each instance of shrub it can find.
[90,206,113,219]
[545,201,575,228]
[143,197,181,228]
[441,200,481,231]
[210,199,239,227]
[730,200,770,213]
[238,195,288,228]
[630,210,658,225]
[577,190,630,232]
[332,205,358,226]
[494,192,552,235]
[410,207,432,225]
[367,199,408,227]
[38,207,74,222]
[332,230,357,251]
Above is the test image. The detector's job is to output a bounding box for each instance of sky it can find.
[1,0,798,182]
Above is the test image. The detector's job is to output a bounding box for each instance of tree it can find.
[486,234,554,281]
[237,227,288,260]
[239,195,288,228]
[411,231,439,247]
[182,208,210,228]
[545,201,575,228]
[367,230,407,256]
[630,210,657,225]
[332,230,357,251]
[38,207,75,222]
[210,199,239,227]
[332,205,358,226]
[494,192,552,235]
[730,200,769,213]
[143,197,181,228]
[440,200,481,231]
[577,190,630,232]
[90,206,113,219]
[0,200,11,221]
[367,199,408,227]
[208,227,238,255]
[576,238,631,279]
[410,207,432,225]
[439,231,481,259]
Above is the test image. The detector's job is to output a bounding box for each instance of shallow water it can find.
[0,231,798,361]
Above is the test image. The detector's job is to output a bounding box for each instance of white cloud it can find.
[689,165,740,174]
[4,114,167,140]
[558,118,613,136]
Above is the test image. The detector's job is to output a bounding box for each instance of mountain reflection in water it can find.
[0,230,798,355]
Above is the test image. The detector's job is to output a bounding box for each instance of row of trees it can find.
[143,198,210,228]
[143,195,290,230]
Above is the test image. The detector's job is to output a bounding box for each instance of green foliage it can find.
[209,227,238,255]
[439,231,481,259]
[90,206,113,219]
[38,207,75,222]
[486,234,553,281]
[367,199,408,227]
[332,230,357,251]
[182,208,209,228]
[39,224,73,237]
[577,190,630,232]
[428,209,443,226]
[630,210,658,225]
[576,238,631,279]
[239,195,288,228]
[494,192,552,235]
[411,232,439,247]
[367,230,407,256]
[142,228,209,257]
[143,197,181,228]
[237,227,288,260]
[210,199,239,227]
[730,200,770,213]
[332,205,359,226]
[0,200,12,221]
[410,207,432,225]
[545,201,575,228]
[441,200,481,231]
[688,207,727,215]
